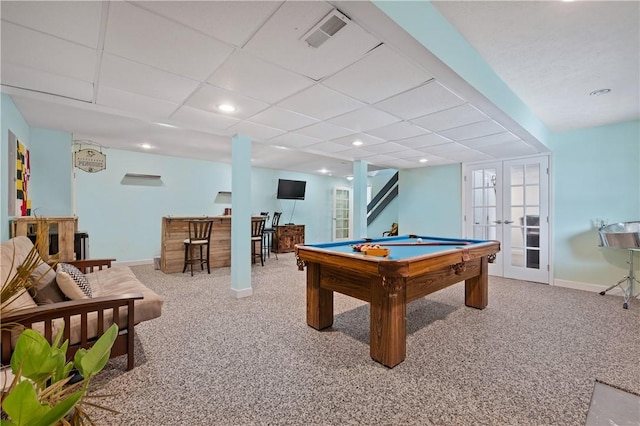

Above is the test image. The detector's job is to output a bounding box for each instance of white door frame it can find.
[332,186,352,241]
[463,154,551,284]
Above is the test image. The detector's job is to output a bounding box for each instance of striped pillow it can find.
[56,263,93,300]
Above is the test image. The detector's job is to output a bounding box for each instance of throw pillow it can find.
[28,261,67,304]
[56,263,93,300]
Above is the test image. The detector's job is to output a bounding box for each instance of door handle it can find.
[503,220,514,224]
[493,220,502,224]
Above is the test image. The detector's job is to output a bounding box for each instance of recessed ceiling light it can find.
[218,104,236,112]
[154,122,178,128]
[419,158,428,163]
[346,176,354,181]
[589,88,611,96]
[140,143,152,149]
[274,145,289,150]
[319,168,330,174]
[352,140,363,146]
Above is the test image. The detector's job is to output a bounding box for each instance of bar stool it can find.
[263,212,281,260]
[182,219,213,276]
[251,216,266,266]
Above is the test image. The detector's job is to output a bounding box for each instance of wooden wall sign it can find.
[74,148,106,173]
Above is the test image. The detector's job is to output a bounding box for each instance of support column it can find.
[352,160,368,239]
[230,134,252,299]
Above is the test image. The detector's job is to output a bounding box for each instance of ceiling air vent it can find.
[302,9,349,48]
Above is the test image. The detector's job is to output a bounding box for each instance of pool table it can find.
[295,235,500,368]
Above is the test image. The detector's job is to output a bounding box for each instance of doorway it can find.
[464,156,550,283]
[332,187,352,241]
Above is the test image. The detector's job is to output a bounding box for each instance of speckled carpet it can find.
[89,253,640,425]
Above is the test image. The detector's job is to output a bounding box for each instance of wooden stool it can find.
[182,220,213,276]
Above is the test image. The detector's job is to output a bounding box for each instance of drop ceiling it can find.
[1,1,637,178]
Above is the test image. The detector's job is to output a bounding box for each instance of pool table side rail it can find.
[295,241,500,278]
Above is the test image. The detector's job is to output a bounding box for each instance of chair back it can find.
[251,217,266,238]
[272,212,282,228]
[188,220,213,243]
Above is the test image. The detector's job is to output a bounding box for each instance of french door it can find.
[332,187,352,241]
[464,156,550,283]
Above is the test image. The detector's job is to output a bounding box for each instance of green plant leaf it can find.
[10,330,58,385]
[2,381,49,425]
[74,324,118,379]
[37,390,84,426]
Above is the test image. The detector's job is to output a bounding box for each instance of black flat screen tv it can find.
[277,179,306,200]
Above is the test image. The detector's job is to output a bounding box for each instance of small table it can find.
[295,234,500,368]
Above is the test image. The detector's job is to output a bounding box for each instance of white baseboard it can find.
[230,287,253,299]
[553,279,625,296]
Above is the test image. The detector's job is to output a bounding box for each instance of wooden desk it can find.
[273,224,305,253]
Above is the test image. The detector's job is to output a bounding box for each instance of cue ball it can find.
[416,238,422,243]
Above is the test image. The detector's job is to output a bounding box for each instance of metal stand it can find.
[599,249,640,309]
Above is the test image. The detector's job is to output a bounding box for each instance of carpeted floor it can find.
[88,253,640,425]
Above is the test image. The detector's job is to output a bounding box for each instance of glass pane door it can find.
[503,157,549,282]
[465,162,503,276]
[333,187,351,241]
[465,156,549,283]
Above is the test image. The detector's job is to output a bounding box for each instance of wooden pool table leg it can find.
[370,276,407,368]
[465,256,488,309]
[306,262,334,329]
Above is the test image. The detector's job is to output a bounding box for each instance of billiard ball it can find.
[416,238,423,243]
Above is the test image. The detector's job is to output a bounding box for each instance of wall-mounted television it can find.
[277,179,306,200]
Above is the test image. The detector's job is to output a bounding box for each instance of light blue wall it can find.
[29,128,72,216]
[374,0,550,145]
[0,93,30,241]
[73,147,349,261]
[548,120,640,285]
[398,164,462,237]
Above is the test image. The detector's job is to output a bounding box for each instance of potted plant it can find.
[1,224,118,424]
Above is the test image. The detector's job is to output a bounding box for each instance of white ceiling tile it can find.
[105,2,234,81]
[185,83,270,120]
[278,84,364,120]
[224,121,287,141]
[394,133,452,149]
[327,107,400,132]
[170,105,240,133]
[375,81,466,120]
[96,86,179,119]
[323,44,432,103]
[100,54,199,103]
[1,63,94,102]
[458,132,521,148]
[447,150,493,163]
[422,142,474,158]
[305,141,352,154]
[133,1,279,47]
[208,51,313,104]
[362,142,406,155]
[249,107,318,131]
[365,121,430,141]
[295,122,355,140]
[333,147,377,160]
[389,149,429,160]
[439,119,507,141]
[1,1,103,48]
[358,154,397,166]
[411,103,489,132]
[268,132,322,148]
[476,141,539,157]
[329,133,385,148]
[1,22,96,82]
[243,2,380,80]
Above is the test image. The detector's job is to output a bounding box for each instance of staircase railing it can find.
[367,172,398,226]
